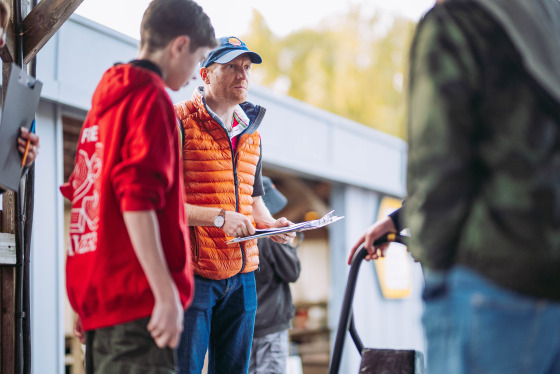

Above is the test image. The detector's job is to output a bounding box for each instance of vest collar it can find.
[194,87,266,135]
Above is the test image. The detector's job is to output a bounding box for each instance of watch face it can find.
[214,215,225,228]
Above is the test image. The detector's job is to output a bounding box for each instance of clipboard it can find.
[0,63,43,192]
[226,210,344,244]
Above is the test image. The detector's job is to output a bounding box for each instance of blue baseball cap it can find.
[201,36,262,68]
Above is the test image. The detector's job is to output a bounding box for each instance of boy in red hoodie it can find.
[60,1,216,372]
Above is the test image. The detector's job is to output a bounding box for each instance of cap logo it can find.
[228,37,242,46]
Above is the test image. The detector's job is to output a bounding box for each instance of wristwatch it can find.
[213,209,226,228]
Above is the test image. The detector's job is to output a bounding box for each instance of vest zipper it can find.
[192,229,200,262]
[232,144,246,273]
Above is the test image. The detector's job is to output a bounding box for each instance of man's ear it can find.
[200,67,210,84]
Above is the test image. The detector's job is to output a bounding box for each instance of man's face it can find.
[168,42,211,91]
[204,54,252,105]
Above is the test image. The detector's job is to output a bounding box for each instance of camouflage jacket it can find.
[404,0,560,300]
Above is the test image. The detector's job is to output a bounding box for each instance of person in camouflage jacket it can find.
[351,0,560,371]
[404,0,560,372]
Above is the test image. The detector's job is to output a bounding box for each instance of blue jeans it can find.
[177,272,257,374]
[423,266,560,374]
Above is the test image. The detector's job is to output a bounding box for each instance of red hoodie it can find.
[60,62,192,331]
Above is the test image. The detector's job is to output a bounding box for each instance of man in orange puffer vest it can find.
[174,36,295,374]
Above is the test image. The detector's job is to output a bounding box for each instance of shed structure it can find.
[8,14,425,374]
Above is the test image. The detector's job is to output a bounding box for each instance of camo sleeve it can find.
[404,5,482,270]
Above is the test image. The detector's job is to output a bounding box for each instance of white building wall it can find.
[250,87,407,197]
[31,101,65,374]
[38,16,139,110]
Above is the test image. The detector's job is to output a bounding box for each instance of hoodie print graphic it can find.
[67,127,104,256]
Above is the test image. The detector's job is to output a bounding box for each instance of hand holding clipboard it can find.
[19,120,39,167]
[0,64,43,192]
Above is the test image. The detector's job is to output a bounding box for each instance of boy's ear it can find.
[170,35,191,57]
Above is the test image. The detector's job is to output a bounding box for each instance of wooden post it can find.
[2,0,24,371]
[0,267,15,374]
[1,45,16,373]
[1,187,16,374]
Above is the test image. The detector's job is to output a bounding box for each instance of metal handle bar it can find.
[328,233,409,374]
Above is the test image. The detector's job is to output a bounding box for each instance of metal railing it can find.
[329,233,410,374]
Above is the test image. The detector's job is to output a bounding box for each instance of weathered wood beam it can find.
[22,0,85,65]
[0,233,16,265]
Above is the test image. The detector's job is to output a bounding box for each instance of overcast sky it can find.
[75,0,436,40]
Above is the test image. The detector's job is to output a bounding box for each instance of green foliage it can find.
[243,7,416,139]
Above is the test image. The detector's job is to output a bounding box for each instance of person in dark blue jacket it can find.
[249,177,302,374]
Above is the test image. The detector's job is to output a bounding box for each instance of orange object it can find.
[21,120,35,167]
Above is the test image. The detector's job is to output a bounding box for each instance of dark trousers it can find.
[85,316,176,374]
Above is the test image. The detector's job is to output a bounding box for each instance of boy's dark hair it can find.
[141,0,217,53]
